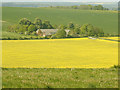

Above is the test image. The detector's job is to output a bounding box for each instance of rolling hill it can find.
[2,7,118,38]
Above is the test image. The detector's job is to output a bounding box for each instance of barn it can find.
[36,29,70,37]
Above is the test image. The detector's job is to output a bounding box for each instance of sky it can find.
[1,0,119,2]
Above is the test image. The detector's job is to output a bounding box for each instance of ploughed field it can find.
[2,38,118,68]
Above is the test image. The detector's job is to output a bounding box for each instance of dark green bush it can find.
[2,37,8,40]
[19,37,24,40]
[8,37,11,40]
[113,65,120,69]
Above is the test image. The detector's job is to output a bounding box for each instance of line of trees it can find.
[51,23,104,39]
[53,5,109,10]
[8,18,54,35]
[8,18,105,39]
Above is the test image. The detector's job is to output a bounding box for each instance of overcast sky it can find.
[2,0,119,2]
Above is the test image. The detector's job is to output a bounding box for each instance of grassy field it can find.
[2,68,118,88]
[2,38,118,68]
[2,7,118,38]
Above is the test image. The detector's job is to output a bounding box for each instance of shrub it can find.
[68,22,74,29]
[24,37,28,40]
[19,18,32,26]
[14,38,18,40]
[30,36,33,39]
[35,37,38,39]
[51,35,57,39]
[113,65,120,69]
[55,29,66,39]
[34,17,42,28]
[44,36,48,39]
[8,37,11,40]
[2,37,8,40]
[25,31,30,35]
[31,31,37,35]
[28,25,37,33]
[10,37,18,40]
[19,37,24,40]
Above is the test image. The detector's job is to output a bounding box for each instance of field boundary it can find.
[98,38,119,42]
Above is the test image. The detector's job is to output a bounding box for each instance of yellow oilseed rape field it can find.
[101,37,119,40]
[2,38,118,68]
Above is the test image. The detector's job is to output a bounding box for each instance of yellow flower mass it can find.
[2,38,118,68]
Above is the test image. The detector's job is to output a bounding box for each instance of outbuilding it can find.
[36,29,70,37]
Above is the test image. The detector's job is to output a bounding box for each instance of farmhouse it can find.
[36,29,70,37]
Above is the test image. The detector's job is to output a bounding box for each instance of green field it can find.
[2,68,118,88]
[2,7,118,38]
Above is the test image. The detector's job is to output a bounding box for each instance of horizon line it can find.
[2,1,119,2]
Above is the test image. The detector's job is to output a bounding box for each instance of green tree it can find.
[87,24,94,36]
[58,24,67,29]
[80,24,96,36]
[55,29,66,38]
[93,5,104,10]
[74,25,80,34]
[28,25,37,33]
[72,5,79,9]
[74,28,80,34]
[99,30,104,37]
[88,5,93,10]
[8,24,19,32]
[97,5,104,10]
[79,5,91,10]
[74,24,81,34]
[19,18,32,26]
[34,17,42,29]
[68,22,75,29]
[25,31,30,35]
[53,24,58,29]
[42,22,47,29]
[80,24,87,36]
[68,29,79,37]
[104,8,109,10]
[18,25,28,34]
[93,6,98,10]
[31,31,37,35]
[42,20,53,29]
[93,27,102,37]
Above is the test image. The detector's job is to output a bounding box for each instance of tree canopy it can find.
[55,29,66,38]
[54,5,109,10]
[19,18,32,26]
[68,22,75,29]
[28,25,37,33]
[8,18,105,38]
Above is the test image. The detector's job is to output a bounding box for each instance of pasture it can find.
[2,38,118,68]
[2,7,118,38]
[2,68,118,88]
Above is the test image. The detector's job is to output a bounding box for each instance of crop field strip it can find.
[98,37,119,42]
[2,38,118,68]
